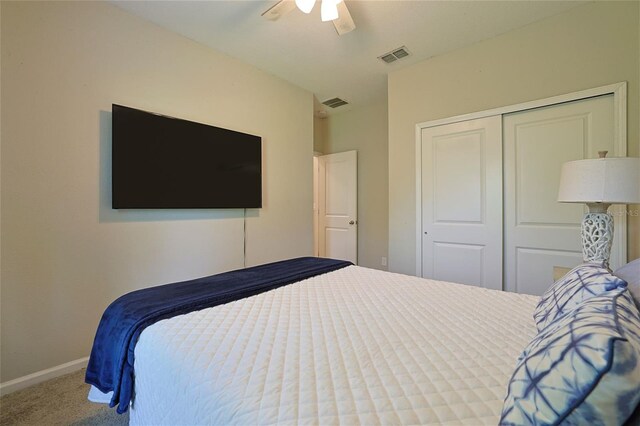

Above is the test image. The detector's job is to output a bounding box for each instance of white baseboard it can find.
[0,356,89,397]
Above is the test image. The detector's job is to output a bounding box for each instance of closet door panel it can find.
[504,95,617,296]
[421,116,502,290]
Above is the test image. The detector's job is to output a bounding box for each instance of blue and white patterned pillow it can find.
[500,288,640,426]
[533,263,627,332]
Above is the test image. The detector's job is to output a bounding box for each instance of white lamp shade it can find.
[558,157,640,204]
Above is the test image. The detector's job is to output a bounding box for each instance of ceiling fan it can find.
[262,0,356,36]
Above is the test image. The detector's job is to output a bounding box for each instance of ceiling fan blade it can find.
[333,1,355,35]
[262,0,297,21]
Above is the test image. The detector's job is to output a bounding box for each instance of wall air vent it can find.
[322,97,349,108]
[378,46,411,64]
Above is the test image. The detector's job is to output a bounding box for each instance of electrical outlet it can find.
[381,257,387,267]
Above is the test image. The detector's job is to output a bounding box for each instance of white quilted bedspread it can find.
[130,266,538,425]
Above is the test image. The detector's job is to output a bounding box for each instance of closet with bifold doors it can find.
[416,83,628,296]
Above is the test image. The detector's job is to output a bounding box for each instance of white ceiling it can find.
[113,0,586,116]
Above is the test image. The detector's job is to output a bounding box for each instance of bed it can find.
[87,258,640,425]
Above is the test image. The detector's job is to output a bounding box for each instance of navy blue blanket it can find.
[85,257,352,413]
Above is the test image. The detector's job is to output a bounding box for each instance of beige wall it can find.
[314,115,327,154]
[1,1,313,382]
[323,100,389,270]
[388,1,640,275]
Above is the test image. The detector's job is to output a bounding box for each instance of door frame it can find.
[415,81,627,278]
[313,153,321,257]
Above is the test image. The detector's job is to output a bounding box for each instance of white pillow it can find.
[614,258,640,308]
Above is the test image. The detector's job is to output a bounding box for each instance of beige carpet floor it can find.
[0,369,128,425]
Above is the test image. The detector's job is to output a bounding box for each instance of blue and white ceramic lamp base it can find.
[582,203,613,267]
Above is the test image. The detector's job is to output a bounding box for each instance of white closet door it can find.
[503,95,619,296]
[421,116,502,289]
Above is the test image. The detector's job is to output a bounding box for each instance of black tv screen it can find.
[112,104,262,209]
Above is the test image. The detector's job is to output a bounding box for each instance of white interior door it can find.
[318,151,357,264]
[421,116,502,289]
[313,156,320,257]
[503,94,621,295]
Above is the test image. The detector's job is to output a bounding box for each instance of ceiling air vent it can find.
[378,46,411,64]
[322,97,349,108]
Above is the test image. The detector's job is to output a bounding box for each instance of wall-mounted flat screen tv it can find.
[112,104,262,209]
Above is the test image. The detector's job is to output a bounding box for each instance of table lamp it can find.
[557,151,640,267]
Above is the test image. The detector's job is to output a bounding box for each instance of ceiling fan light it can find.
[321,0,339,22]
[295,0,316,14]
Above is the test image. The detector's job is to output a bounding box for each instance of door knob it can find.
[349,220,355,225]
